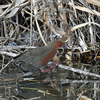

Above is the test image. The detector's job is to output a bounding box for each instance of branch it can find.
[58,64,100,78]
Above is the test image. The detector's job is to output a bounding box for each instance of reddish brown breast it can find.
[41,41,63,67]
[41,49,57,67]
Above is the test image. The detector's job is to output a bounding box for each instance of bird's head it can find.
[54,41,63,49]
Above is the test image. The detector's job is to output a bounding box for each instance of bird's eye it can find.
[58,43,62,46]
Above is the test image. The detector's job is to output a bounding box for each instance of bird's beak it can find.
[62,44,68,49]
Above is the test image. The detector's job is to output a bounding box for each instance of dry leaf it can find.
[86,0,100,7]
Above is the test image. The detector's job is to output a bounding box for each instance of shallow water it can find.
[0,61,100,100]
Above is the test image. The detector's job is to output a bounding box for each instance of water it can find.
[0,61,100,100]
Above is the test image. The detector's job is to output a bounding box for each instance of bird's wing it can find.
[14,46,54,66]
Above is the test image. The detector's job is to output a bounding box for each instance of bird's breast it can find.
[41,49,57,67]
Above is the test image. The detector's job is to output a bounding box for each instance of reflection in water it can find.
[0,61,100,100]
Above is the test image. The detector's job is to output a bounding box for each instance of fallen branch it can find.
[43,78,100,84]
[58,64,100,78]
[60,79,100,84]
[0,51,18,57]
[0,45,36,51]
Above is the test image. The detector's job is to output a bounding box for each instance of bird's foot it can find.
[40,62,61,73]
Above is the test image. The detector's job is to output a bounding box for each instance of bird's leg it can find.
[40,62,61,73]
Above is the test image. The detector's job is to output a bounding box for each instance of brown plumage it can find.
[14,41,63,72]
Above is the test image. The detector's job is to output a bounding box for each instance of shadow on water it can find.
[0,60,100,100]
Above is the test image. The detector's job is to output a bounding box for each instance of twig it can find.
[0,59,13,73]
[8,20,38,34]
[33,1,47,46]
[30,0,33,46]
[46,7,61,36]
[36,20,47,46]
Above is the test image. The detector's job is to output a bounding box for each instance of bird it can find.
[13,41,63,73]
